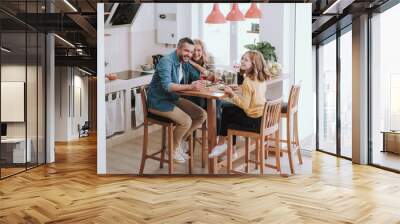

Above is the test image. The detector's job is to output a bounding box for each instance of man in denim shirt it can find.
[147,38,207,163]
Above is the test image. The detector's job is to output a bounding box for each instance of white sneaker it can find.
[177,145,190,159]
[209,144,228,158]
[173,151,186,163]
[181,141,189,153]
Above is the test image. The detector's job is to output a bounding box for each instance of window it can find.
[317,37,337,155]
[0,1,47,179]
[201,3,260,67]
[340,29,352,158]
[201,3,231,66]
[370,3,400,171]
[237,4,260,61]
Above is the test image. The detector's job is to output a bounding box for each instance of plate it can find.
[227,84,239,90]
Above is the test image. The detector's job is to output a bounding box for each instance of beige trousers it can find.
[149,98,207,152]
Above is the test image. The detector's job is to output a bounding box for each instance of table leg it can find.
[207,99,217,174]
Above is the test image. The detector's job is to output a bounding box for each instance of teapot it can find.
[152,54,163,68]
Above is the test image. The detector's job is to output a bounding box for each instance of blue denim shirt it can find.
[147,51,200,112]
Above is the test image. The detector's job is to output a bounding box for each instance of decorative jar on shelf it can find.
[268,62,282,77]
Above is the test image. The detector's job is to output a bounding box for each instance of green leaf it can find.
[243,41,277,62]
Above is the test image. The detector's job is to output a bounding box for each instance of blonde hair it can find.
[240,50,271,81]
[193,39,210,68]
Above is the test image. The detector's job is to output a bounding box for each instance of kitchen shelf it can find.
[247,30,260,34]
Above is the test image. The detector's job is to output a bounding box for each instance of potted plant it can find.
[244,41,282,76]
[244,41,277,62]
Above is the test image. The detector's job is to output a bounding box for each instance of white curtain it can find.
[134,88,144,127]
[106,91,125,137]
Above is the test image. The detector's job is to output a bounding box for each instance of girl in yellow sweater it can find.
[209,50,272,158]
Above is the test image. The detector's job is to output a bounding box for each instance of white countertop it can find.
[106,70,154,94]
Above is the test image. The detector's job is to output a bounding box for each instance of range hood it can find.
[107,3,141,26]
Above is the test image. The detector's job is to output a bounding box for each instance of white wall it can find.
[1,65,37,138]
[104,26,132,74]
[97,3,106,174]
[46,33,55,163]
[55,67,69,141]
[259,4,314,150]
[260,4,291,73]
[105,3,195,74]
[54,67,89,141]
[293,4,314,150]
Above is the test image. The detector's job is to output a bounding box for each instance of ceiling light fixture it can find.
[78,67,92,76]
[54,34,75,48]
[205,3,226,24]
[1,47,11,53]
[322,0,351,15]
[63,0,78,12]
[226,3,245,21]
[245,3,262,19]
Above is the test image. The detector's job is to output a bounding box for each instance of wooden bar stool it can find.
[193,123,207,168]
[138,87,194,175]
[279,84,302,174]
[227,99,282,175]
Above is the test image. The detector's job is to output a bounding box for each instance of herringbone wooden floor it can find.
[1,135,400,223]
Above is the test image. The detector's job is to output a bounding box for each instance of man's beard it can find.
[178,53,187,62]
[181,56,190,62]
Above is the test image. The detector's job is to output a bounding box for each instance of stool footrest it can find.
[265,164,279,170]
[149,150,163,157]
[147,155,170,163]
[229,169,247,174]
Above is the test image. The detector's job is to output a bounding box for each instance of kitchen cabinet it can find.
[155,4,177,45]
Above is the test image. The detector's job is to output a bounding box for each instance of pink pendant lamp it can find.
[245,3,262,19]
[226,3,245,21]
[205,3,226,24]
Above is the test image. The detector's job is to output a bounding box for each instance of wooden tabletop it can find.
[178,75,286,98]
[178,85,227,99]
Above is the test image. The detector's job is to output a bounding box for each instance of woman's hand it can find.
[207,72,219,83]
[190,80,206,91]
[224,86,234,98]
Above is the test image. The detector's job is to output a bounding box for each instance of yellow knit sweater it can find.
[231,76,267,118]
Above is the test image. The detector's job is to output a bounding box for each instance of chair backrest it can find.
[288,84,301,114]
[82,121,90,129]
[140,86,149,121]
[260,98,282,136]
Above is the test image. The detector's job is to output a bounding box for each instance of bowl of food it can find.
[217,84,225,91]
[141,64,154,71]
[106,73,118,80]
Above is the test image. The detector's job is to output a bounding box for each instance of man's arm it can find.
[158,59,203,92]
[158,59,174,92]
[169,83,193,92]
